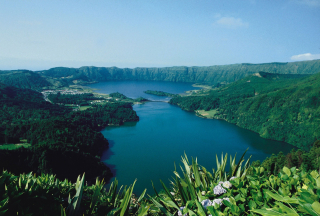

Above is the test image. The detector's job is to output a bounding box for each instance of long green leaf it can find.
[67,173,85,216]
[160,180,179,208]
[149,196,174,216]
[251,208,288,216]
[119,180,136,216]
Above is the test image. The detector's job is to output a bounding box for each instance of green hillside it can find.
[0,60,319,90]
[36,59,320,85]
[0,84,139,182]
[170,72,320,149]
[0,70,52,91]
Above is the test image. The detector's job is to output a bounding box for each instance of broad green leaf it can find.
[207,206,218,216]
[251,208,287,216]
[300,192,316,204]
[310,170,319,180]
[316,178,320,188]
[299,202,320,216]
[160,179,179,208]
[137,204,150,216]
[249,200,257,210]
[192,158,202,188]
[67,173,85,216]
[119,180,136,216]
[275,202,298,215]
[264,190,299,204]
[283,167,291,177]
[195,200,206,216]
[312,201,320,214]
[149,196,174,216]
[137,188,147,203]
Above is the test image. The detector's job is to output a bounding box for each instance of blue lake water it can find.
[88,81,295,194]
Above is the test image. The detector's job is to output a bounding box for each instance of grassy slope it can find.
[170,72,320,149]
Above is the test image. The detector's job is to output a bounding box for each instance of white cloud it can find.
[214,16,249,29]
[293,0,320,7]
[290,53,320,61]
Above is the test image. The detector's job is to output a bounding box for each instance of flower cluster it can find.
[201,199,212,209]
[201,198,231,209]
[213,198,223,206]
[223,197,230,202]
[178,206,187,216]
[222,181,232,189]
[213,197,230,206]
[213,184,226,195]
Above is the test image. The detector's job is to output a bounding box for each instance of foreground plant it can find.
[0,171,147,216]
[3,150,320,215]
[149,151,251,215]
[148,151,320,215]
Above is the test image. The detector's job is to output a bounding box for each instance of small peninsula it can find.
[144,90,177,97]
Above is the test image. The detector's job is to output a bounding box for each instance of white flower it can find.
[201,199,212,209]
[178,206,187,216]
[201,191,206,196]
[213,198,223,206]
[218,181,224,185]
[213,184,226,195]
[170,192,175,196]
[223,197,230,202]
[230,176,237,180]
[222,181,232,189]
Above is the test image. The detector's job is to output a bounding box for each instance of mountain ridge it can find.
[0,59,319,90]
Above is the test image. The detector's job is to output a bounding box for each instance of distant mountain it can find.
[36,59,320,86]
[169,71,320,149]
[0,70,53,91]
[1,59,319,90]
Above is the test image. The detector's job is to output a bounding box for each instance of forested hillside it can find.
[37,59,320,85]
[170,72,320,149]
[0,84,139,181]
[1,60,319,90]
[0,70,52,91]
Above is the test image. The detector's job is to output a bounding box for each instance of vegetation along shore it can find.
[0,59,319,215]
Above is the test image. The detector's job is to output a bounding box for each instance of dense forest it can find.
[0,70,53,91]
[0,84,139,182]
[170,72,320,149]
[48,92,103,105]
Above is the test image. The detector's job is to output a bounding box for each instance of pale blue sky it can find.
[0,0,319,70]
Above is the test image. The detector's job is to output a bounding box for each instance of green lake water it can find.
[88,81,295,194]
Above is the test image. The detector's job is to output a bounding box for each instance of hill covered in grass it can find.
[170,72,320,149]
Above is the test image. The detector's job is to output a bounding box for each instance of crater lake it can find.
[88,81,295,193]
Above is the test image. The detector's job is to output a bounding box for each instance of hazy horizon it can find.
[1,58,318,72]
[1,0,319,70]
